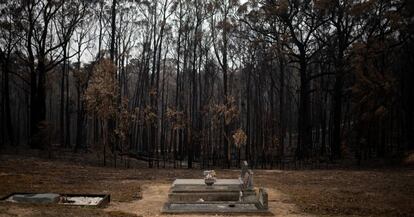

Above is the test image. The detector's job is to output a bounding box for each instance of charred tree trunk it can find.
[1,51,14,146]
[64,44,71,148]
[279,56,285,157]
[296,48,312,159]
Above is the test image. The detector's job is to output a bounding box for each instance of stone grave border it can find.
[0,192,110,208]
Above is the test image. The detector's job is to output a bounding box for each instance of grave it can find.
[7,193,60,204]
[162,161,270,214]
[2,193,110,207]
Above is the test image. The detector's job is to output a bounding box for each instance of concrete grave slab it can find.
[8,193,60,204]
[2,193,110,207]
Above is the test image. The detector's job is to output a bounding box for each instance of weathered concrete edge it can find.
[161,203,272,215]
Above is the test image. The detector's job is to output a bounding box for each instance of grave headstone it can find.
[258,188,268,209]
[239,161,254,190]
[241,161,248,178]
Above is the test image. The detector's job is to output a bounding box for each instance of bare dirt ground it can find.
[0,154,413,217]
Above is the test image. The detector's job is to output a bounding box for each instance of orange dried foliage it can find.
[84,59,119,120]
[233,128,247,148]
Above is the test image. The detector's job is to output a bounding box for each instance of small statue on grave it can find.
[203,170,216,186]
[240,161,254,190]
